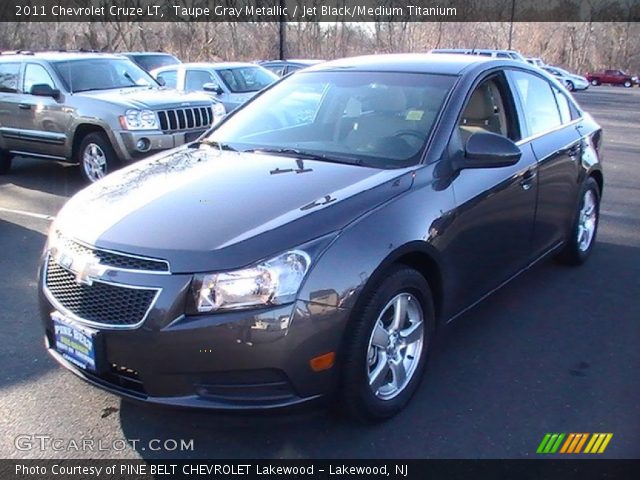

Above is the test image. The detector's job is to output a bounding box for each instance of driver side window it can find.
[23,64,55,94]
[459,76,516,144]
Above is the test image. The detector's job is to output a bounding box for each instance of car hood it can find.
[53,147,414,273]
[78,87,212,109]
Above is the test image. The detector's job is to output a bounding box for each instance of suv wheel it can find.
[340,266,434,422]
[623,80,632,88]
[556,177,600,265]
[78,132,118,183]
[0,151,12,175]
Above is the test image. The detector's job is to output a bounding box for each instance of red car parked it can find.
[586,69,638,87]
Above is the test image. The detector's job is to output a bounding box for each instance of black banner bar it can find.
[1,460,640,480]
[1,0,640,22]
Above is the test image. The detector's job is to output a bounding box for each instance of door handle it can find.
[18,103,32,110]
[519,169,537,191]
[566,145,580,158]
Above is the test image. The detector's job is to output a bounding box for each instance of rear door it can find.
[12,62,68,158]
[507,69,583,257]
[0,61,23,152]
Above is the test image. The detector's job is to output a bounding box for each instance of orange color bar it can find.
[560,434,575,454]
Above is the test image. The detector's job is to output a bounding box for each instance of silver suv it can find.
[0,52,222,182]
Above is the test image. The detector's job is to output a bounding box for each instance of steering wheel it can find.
[393,129,425,141]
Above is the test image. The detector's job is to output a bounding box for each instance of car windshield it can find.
[129,54,180,72]
[52,58,158,93]
[215,66,277,93]
[205,71,455,168]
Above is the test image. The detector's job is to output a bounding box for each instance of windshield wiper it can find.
[244,147,364,166]
[191,139,237,151]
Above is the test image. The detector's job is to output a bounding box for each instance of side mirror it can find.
[202,82,223,95]
[30,83,60,99]
[156,76,166,87]
[455,131,521,170]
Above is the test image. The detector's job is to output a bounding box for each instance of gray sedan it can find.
[151,62,278,112]
[543,66,589,92]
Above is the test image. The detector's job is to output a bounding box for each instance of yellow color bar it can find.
[597,434,613,453]
[584,433,599,453]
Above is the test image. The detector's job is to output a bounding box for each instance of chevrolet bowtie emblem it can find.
[55,251,108,286]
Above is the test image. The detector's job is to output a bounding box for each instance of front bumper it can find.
[39,262,349,410]
[112,129,207,162]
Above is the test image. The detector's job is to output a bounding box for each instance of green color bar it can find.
[544,434,559,453]
[537,434,552,453]
[550,433,566,453]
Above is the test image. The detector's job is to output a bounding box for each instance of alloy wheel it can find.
[577,189,597,252]
[82,143,107,182]
[366,293,425,400]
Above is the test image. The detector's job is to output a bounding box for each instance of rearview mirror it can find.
[202,82,223,95]
[30,84,60,99]
[455,131,521,170]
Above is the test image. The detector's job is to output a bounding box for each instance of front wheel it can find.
[77,132,119,183]
[623,80,632,88]
[556,177,601,265]
[0,151,12,175]
[339,266,435,422]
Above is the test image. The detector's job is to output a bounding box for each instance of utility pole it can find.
[508,0,516,49]
[279,0,286,60]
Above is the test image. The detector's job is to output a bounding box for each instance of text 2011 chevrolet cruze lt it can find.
[39,54,603,421]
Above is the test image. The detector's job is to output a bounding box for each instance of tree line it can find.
[1,22,639,74]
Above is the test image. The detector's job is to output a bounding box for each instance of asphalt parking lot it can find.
[0,86,638,460]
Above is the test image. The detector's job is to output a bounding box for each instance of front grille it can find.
[157,106,213,133]
[57,237,168,272]
[45,257,158,327]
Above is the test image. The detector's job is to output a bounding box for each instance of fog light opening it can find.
[309,352,335,372]
[136,138,151,152]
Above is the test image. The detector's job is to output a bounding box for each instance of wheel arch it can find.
[71,124,109,163]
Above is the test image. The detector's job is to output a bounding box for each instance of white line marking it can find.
[0,207,55,221]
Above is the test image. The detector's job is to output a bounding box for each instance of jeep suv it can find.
[0,52,224,182]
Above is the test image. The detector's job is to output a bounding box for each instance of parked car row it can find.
[0,50,284,182]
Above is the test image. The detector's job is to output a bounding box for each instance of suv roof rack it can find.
[0,50,34,55]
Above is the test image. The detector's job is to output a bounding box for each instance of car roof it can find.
[120,52,176,57]
[0,52,125,62]
[305,53,502,75]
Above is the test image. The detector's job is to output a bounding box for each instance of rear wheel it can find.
[590,79,600,86]
[77,132,119,183]
[556,177,600,265]
[0,151,11,175]
[339,266,435,422]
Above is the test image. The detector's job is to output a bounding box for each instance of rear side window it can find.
[509,70,562,136]
[552,88,572,124]
[0,62,20,93]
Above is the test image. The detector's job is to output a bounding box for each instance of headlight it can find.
[212,102,226,124]
[191,250,311,313]
[119,109,159,130]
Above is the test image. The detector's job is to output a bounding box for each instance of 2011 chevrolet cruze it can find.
[39,54,603,421]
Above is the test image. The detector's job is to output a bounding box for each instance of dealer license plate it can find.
[51,312,99,372]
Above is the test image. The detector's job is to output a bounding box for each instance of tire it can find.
[623,80,632,88]
[566,81,575,92]
[0,151,12,175]
[590,79,600,86]
[76,132,119,183]
[339,266,435,422]
[556,177,601,265]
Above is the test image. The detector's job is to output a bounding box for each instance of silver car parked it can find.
[151,62,278,112]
